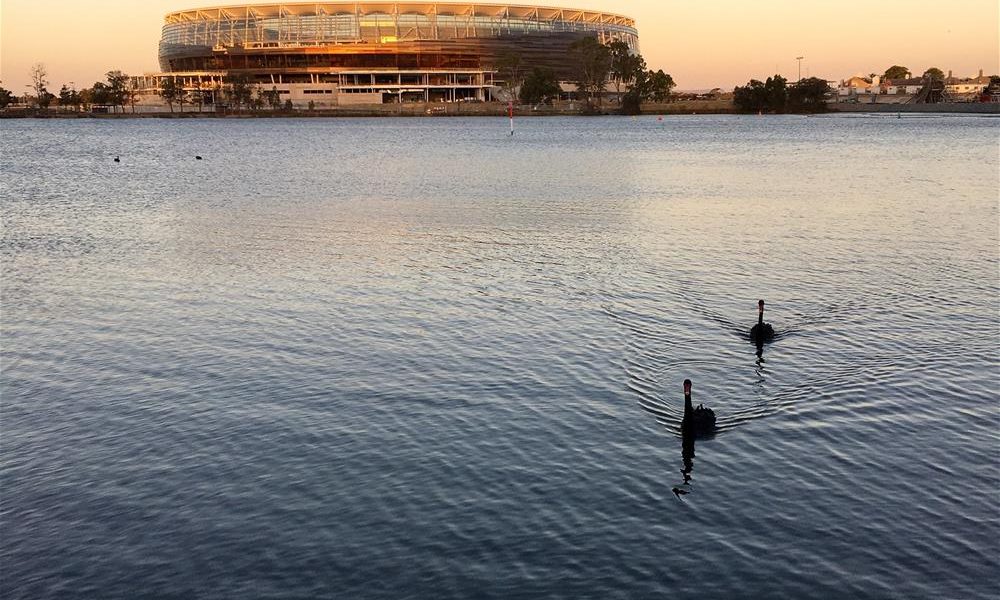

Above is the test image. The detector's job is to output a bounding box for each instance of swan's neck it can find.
[758,310,765,325]
[684,394,693,419]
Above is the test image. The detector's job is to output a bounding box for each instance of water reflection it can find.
[682,427,695,485]
[754,340,767,376]
[4,116,998,599]
[674,428,700,500]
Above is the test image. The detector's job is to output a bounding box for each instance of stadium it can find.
[136,2,639,107]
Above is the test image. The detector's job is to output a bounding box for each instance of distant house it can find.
[838,76,873,96]
[944,70,991,99]
[837,69,998,103]
[883,78,924,95]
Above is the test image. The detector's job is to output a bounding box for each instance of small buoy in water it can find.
[657,116,663,122]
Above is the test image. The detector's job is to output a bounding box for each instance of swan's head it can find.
[758,299,766,312]
[684,379,692,395]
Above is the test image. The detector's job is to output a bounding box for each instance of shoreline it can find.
[0,100,737,119]
[3,100,996,119]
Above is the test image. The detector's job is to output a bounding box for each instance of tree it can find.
[987,76,1000,96]
[519,68,561,105]
[569,36,612,112]
[265,86,281,111]
[30,63,49,107]
[621,68,675,115]
[609,40,644,104]
[226,74,253,111]
[734,76,787,113]
[36,88,56,109]
[125,77,141,114]
[645,70,675,102]
[106,70,130,113]
[923,67,945,81]
[733,79,768,113]
[621,78,644,114]
[495,52,525,102]
[788,77,831,112]
[764,75,788,113]
[59,85,73,110]
[160,77,182,112]
[883,65,910,81]
[0,86,13,109]
[79,88,93,111]
[190,88,205,112]
[176,84,188,113]
[248,86,265,111]
[57,85,82,112]
[90,82,111,108]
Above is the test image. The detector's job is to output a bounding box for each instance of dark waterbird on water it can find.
[672,487,691,500]
[113,156,120,163]
[750,299,775,343]
[196,156,203,160]
[683,379,716,436]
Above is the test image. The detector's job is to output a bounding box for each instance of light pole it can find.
[796,57,805,82]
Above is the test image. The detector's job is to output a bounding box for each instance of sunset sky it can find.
[2,0,998,92]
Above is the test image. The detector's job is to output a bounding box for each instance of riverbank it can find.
[5,99,995,119]
[830,102,1000,115]
[830,102,1000,114]
[0,99,737,119]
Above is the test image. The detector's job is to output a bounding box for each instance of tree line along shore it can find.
[2,39,802,118]
[6,52,995,119]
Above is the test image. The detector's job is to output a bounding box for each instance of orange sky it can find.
[2,0,997,92]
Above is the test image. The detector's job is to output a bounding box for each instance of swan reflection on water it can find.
[673,425,706,500]
[755,337,769,377]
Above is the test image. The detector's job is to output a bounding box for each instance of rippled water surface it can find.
[2,115,998,599]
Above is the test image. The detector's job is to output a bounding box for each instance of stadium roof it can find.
[165,2,636,28]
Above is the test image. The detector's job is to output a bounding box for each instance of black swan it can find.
[196,156,203,160]
[683,379,716,436]
[113,156,120,163]
[750,299,775,343]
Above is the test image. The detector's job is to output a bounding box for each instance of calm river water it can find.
[2,115,998,599]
